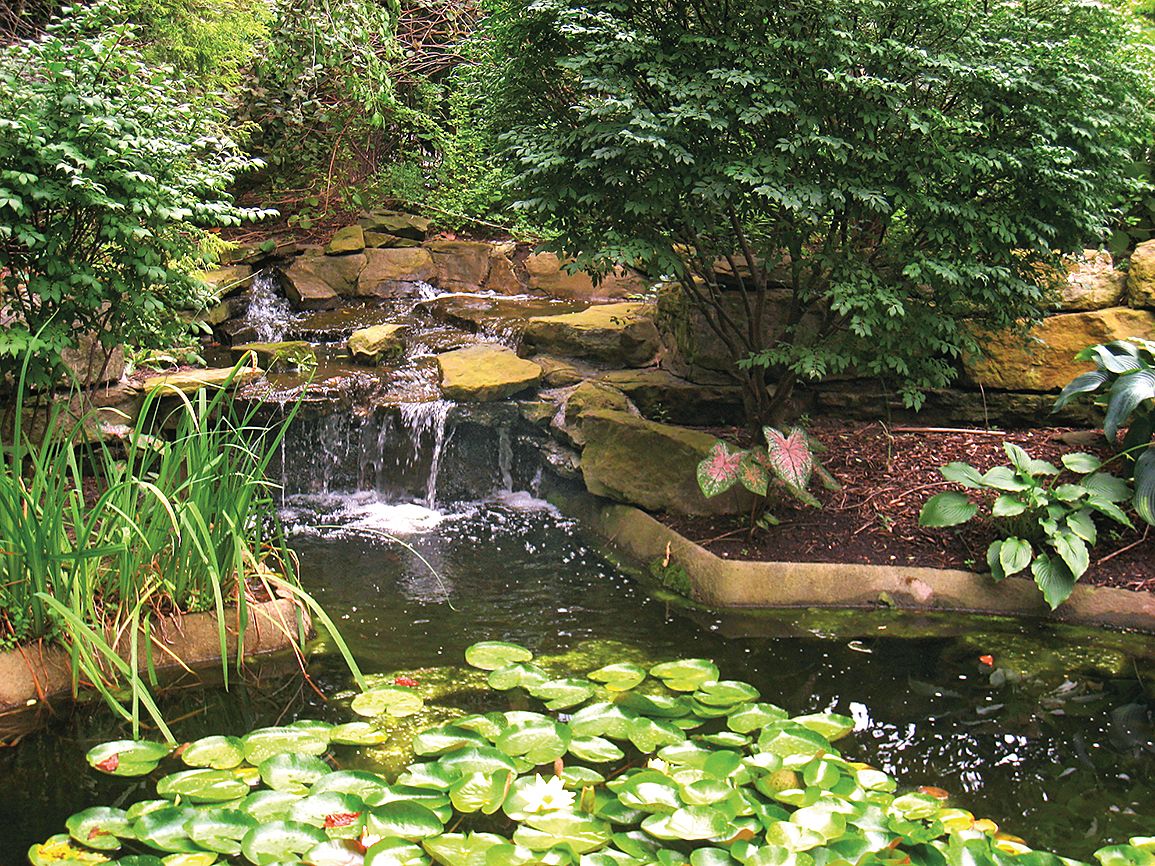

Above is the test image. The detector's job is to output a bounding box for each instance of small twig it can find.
[694,527,747,546]
[889,426,1007,436]
[1096,526,1151,565]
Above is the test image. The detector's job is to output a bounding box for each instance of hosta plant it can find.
[30,640,1155,866]
[697,427,838,524]
[1054,337,1155,525]
[919,443,1133,609]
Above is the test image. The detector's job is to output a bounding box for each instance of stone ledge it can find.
[552,489,1155,633]
[0,598,312,720]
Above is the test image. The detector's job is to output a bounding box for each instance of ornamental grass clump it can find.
[31,640,1155,865]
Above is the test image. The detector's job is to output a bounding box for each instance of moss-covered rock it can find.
[357,210,431,241]
[554,381,634,446]
[437,345,542,402]
[326,224,366,255]
[348,324,406,364]
[579,409,753,514]
[522,302,660,367]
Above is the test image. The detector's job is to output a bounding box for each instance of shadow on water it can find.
[1,498,1153,860]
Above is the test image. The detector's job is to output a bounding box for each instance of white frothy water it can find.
[399,400,453,508]
[280,491,472,536]
[245,269,295,342]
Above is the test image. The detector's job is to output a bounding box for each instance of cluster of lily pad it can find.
[30,641,1155,866]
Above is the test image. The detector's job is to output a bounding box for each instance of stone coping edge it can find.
[0,597,312,716]
[552,490,1155,634]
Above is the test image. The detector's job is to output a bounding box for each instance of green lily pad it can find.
[515,812,612,854]
[727,704,789,734]
[561,766,607,788]
[569,735,626,763]
[413,724,489,756]
[617,772,682,813]
[182,736,246,770]
[186,809,259,855]
[692,848,736,866]
[241,820,328,865]
[588,663,648,692]
[758,724,832,759]
[452,713,509,740]
[488,663,550,691]
[436,746,518,778]
[287,792,365,833]
[397,761,458,791]
[329,722,391,745]
[649,660,719,692]
[239,790,302,822]
[367,838,433,866]
[134,806,201,853]
[242,727,329,764]
[117,857,167,866]
[528,677,597,710]
[627,718,685,753]
[643,805,730,841]
[307,839,370,866]
[496,717,572,764]
[375,785,452,822]
[791,713,855,742]
[423,833,508,866]
[86,740,172,776]
[465,641,534,670]
[694,681,760,708]
[570,703,639,739]
[352,686,425,718]
[128,800,173,822]
[617,693,692,719]
[449,769,513,814]
[66,807,133,851]
[259,753,332,794]
[311,770,391,804]
[157,769,251,804]
[365,801,446,839]
[162,851,220,866]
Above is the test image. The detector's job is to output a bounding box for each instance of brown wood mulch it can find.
[664,420,1154,593]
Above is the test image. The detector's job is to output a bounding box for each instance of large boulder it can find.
[437,344,542,402]
[61,333,126,387]
[1128,239,1155,309]
[964,306,1155,391]
[525,252,646,300]
[358,248,437,297]
[365,231,422,249]
[348,324,406,364]
[142,366,262,395]
[1057,250,1126,312]
[326,225,366,255]
[553,381,634,446]
[486,245,524,294]
[282,253,365,308]
[599,368,745,425]
[579,409,752,515]
[427,240,492,291]
[357,210,431,241]
[197,264,253,299]
[522,302,661,367]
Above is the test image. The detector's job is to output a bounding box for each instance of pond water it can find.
[2,491,1154,863]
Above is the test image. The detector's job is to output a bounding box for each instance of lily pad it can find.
[311,770,391,804]
[134,806,201,853]
[588,663,647,692]
[791,713,854,742]
[465,641,534,670]
[529,677,597,710]
[307,839,370,866]
[288,792,366,833]
[515,812,612,854]
[259,753,332,794]
[413,725,489,756]
[694,681,761,708]
[241,820,328,865]
[186,809,259,855]
[727,704,789,734]
[86,740,172,776]
[436,746,518,778]
[365,801,446,839]
[239,790,302,822]
[569,736,626,764]
[649,660,719,692]
[449,769,513,814]
[157,769,251,804]
[66,807,134,851]
[330,722,391,745]
[352,686,425,719]
[242,727,329,764]
[488,663,550,691]
[496,718,572,764]
[367,838,433,866]
[423,833,507,866]
[181,736,246,770]
[643,806,730,841]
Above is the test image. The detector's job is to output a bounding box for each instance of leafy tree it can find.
[0,1,268,387]
[494,0,1155,425]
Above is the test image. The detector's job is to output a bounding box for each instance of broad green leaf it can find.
[242,727,329,764]
[998,537,1033,577]
[728,703,789,733]
[1061,452,1102,474]
[1133,449,1155,526]
[694,680,761,708]
[465,641,534,670]
[517,811,612,853]
[497,718,572,764]
[424,833,508,866]
[240,820,328,864]
[134,806,201,853]
[308,839,373,866]
[436,746,518,778]
[185,809,258,855]
[939,462,985,488]
[287,792,365,832]
[649,659,719,692]
[628,717,686,752]
[239,790,301,822]
[352,686,425,718]
[157,769,251,804]
[367,838,432,866]
[1083,472,1132,503]
[1105,370,1155,442]
[366,802,445,839]
[1052,531,1090,578]
[86,740,172,776]
[181,736,245,770]
[1032,553,1077,610]
[449,770,513,814]
[587,663,647,692]
[991,494,1027,517]
[311,771,391,804]
[791,713,854,742]
[529,677,597,710]
[66,807,133,851]
[981,466,1030,492]
[570,736,626,763]
[488,663,550,691]
[919,492,978,527]
[330,722,391,745]
[258,753,331,795]
[642,805,729,841]
[413,725,489,756]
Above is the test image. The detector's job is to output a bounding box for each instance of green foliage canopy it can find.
[495,0,1155,423]
[0,1,268,386]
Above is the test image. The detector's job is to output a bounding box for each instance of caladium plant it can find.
[697,427,837,519]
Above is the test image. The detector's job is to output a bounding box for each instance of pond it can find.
[2,491,1154,862]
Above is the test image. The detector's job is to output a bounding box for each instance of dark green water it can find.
[2,497,1153,863]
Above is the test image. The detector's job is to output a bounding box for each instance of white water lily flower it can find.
[646,757,670,774]
[522,773,576,813]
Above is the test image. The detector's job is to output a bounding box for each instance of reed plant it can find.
[0,359,363,737]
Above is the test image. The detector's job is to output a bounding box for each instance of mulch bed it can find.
[663,420,1154,593]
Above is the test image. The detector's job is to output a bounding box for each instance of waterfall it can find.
[399,400,453,508]
[245,269,294,342]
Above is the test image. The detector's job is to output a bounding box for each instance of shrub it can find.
[494,0,1155,426]
[0,0,268,387]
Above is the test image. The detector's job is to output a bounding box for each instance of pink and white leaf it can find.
[763,426,813,490]
[697,441,743,498]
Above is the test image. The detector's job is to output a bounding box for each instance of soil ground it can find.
[664,421,1154,593]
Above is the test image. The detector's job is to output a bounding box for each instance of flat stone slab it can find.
[348,323,406,363]
[143,365,262,394]
[522,302,660,367]
[437,344,542,402]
